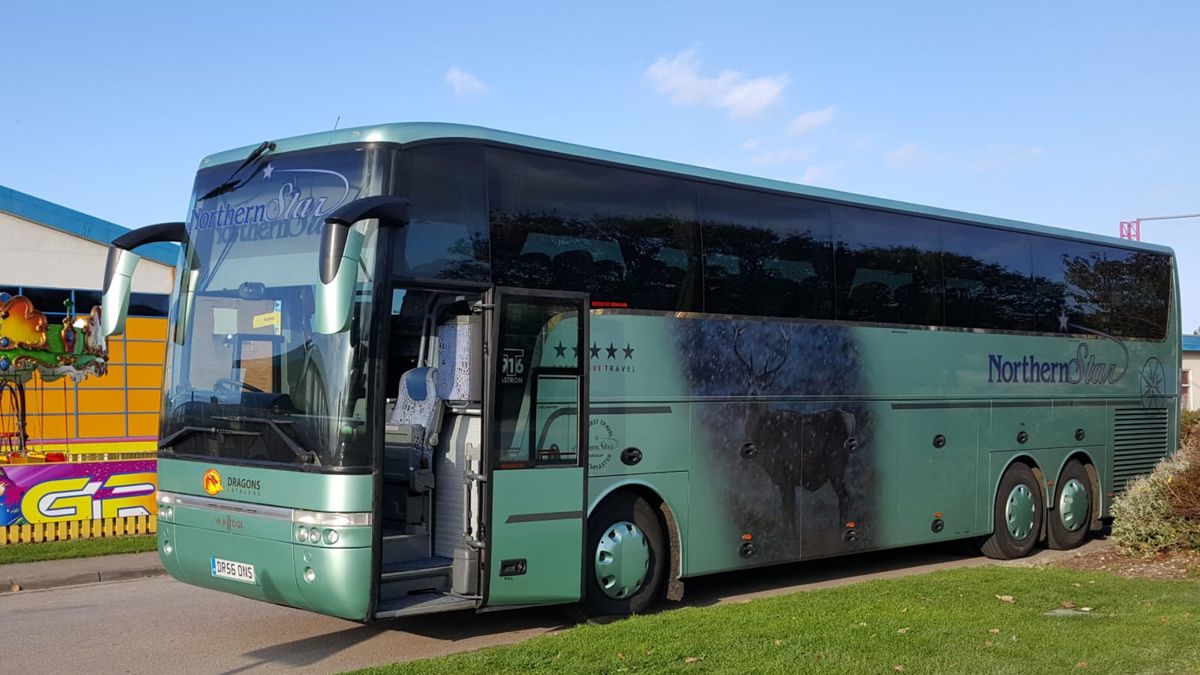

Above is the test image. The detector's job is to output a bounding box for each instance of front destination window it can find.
[160,147,384,469]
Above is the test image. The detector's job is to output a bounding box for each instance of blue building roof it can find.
[1183,336,1200,353]
[0,185,177,266]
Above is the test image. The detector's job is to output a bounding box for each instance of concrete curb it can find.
[0,551,165,594]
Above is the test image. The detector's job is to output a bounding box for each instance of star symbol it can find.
[262,163,274,179]
[589,342,600,359]
[553,341,566,358]
[571,345,579,358]
[1057,311,1069,332]
[623,343,635,360]
[606,343,618,359]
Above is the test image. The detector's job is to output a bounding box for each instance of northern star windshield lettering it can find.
[190,167,350,234]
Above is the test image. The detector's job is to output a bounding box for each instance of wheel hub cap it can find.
[594,520,650,600]
[1058,478,1089,532]
[1005,484,1037,541]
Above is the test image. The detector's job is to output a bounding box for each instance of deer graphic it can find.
[733,324,858,544]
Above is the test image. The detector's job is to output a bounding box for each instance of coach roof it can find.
[200,122,1173,256]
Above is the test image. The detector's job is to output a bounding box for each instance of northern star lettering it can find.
[988,343,1126,385]
[189,170,349,239]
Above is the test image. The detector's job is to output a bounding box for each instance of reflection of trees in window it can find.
[1058,247,1169,339]
[490,211,701,311]
[833,206,940,326]
[486,148,701,311]
[702,222,832,318]
[700,185,833,319]
[942,253,1033,330]
[942,225,1032,331]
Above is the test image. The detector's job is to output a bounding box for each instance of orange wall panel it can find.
[128,413,160,437]
[126,389,162,413]
[78,415,126,438]
[124,318,168,341]
[77,389,126,414]
[125,341,166,365]
[126,366,163,389]
[105,340,126,365]
[79,367,124,388]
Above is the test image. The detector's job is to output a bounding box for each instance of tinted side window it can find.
[1058,245,1169,340]
[700,185,834,318]
[941,225,1033,331]
[1033,240,1111,335]
[395,144,490,282]
[833,206,942,325]
[488,149,701,311]
[1105,250,1169,340]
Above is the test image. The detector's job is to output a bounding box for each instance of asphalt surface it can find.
[0,539,1108,674]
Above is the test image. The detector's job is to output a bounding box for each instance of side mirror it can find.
[102,247,141,336]
[102,222,188,337]
[315,197,410,335]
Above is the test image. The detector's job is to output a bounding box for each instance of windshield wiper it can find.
[212,415,320,465]
[198,140,276,201]
[159,425,257,450]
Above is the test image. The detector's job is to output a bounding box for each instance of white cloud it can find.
[886,142,953,169]
[967,144,1045,172]
[739,137,763,151]
[644,49,788,118]
[445,67,488,96]
[787,107,836,136]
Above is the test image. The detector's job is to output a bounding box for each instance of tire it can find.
[1047,460,1093,550]
[980,462,1044,560]
[582,493,666,617]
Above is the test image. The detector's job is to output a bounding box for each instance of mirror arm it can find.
[102,222,188,337]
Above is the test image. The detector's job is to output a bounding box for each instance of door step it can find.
[374,591,475,619]
[381,555,452,580]
[379,556,453,600]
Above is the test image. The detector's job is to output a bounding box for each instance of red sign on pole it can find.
[1119,220,1141,241]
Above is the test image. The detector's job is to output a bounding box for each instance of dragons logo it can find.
[202,469,224,496]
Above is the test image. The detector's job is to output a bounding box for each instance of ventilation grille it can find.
[1112,408,1170,493]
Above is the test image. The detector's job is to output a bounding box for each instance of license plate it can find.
[210,557,257,584]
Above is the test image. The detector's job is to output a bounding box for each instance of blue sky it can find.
[3,2,1198,329]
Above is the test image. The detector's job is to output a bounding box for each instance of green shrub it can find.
[1182,409,1200,452]
[1112,443,1200,555]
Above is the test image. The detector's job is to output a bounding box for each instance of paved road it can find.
[0,540,1106,674]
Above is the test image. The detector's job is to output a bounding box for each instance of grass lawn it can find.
[358,566,1200,674]
[0,535,157,565]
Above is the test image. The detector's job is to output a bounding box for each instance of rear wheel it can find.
[1047,460,1093,550]
[582,493,666,617]
[981,463,1044,560]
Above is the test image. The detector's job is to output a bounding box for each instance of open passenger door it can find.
[483,288,588,606]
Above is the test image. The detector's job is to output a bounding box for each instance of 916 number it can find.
[501,349,525,378]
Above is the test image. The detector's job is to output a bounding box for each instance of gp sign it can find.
[0,460,156,525]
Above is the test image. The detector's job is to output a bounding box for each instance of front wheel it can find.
[1047,460,1093,550]
[981,463,1044,560]
[582,494,666,617]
